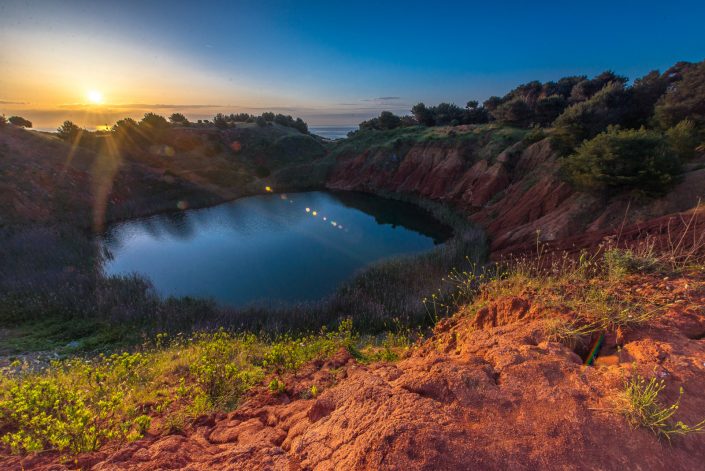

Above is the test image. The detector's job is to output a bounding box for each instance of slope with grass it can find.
[3,233,704,470]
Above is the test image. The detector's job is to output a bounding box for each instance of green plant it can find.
[189,331,264,409]
[603,247,662,279]
[563,126,682,196]
[666,119,701,161]
[268,378,286,395]
[621,374,705,441]
[0,352,150,454]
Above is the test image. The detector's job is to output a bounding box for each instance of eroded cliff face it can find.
[327,134,705,254]
[327,137,594,252]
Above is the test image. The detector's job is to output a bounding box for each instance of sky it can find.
[1,0,704,129]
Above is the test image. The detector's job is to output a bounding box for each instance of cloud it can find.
[0,100,28,105]
[361,96,401,102]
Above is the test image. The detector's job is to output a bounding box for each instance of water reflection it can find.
[103,191,452,306]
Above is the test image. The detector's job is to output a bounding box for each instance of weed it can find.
[620,374,705,442]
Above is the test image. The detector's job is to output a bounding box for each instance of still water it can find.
[103,191,451,307]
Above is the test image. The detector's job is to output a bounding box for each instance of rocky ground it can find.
[6,270,704,470]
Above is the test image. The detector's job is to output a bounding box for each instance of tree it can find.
[213,113,229,129]
[112,117,140,146]
[482,96,503,116]
[622,70,670,128]
[534,95,567,127]
[432,103,465,126]
[57,120,81,140]
[294,117,308,134]
[169,113,189,125]
[378,111,402,130]
[0,115,6,127]
[563,126,681,196]
[491,98,532,127]
[666,120,701,161]
[139,113,169,142]
[261,112,275,122]
[411,103,434,126]
[140,112,168,130]
[654,61,705,128]
[553,81,631,148]
[8,116,32,128]
[569,71,628,103]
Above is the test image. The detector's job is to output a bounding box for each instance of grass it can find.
[620,373,705,442]
[424,229,701,350]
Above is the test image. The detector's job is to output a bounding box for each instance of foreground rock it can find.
[7,273,704,470]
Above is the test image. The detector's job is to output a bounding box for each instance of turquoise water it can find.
[103,191,451,307]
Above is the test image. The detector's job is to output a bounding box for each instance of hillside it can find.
[0,123,328,230]
[326,124,705,254]
[2,87,705,469]
[4,232,705,470]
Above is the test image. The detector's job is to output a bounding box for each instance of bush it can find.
[0,115,6,126]
[8,116,32,128]
[563,126,681,196]
[0,353,150,454]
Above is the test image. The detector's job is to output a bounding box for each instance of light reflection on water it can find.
[102,191,451,307]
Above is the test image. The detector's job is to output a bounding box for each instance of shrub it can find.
[8,116,32,128]
[188,331,264,408]
[563,126,681,196]
[0,353,150,454]
[524,126,546,144]
[0,115,6,126]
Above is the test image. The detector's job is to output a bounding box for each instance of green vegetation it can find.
[620,374,705,441]
[0,319,412,455]
[563,126,682,196]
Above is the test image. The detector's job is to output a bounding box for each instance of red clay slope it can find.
[327,136,705,253]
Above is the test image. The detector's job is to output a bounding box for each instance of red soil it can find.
[6,272,705,470]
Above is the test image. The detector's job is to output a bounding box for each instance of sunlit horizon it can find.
[2,0,705,129]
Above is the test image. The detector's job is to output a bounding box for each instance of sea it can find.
[309,126,357,140]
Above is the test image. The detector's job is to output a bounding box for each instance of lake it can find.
[103,191,451,307]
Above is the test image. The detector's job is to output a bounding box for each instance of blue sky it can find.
[1,0,704,127]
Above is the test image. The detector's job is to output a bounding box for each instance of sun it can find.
[86,89,103,104]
